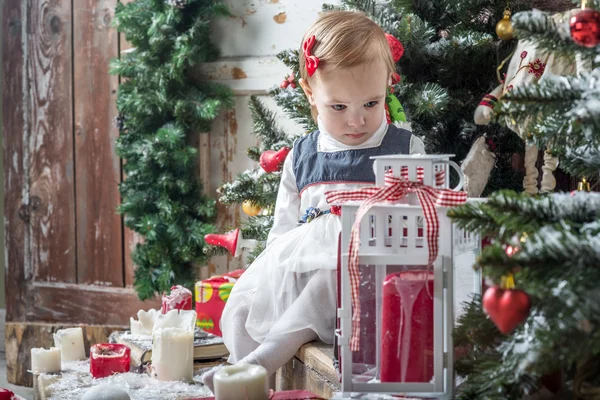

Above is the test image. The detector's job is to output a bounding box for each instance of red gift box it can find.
[195,269,244,336]
[162,285,193,314]
[90,343,131,379]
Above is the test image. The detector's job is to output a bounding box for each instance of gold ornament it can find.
[242,200,262,217]
[577,178,591,192]
[496,8,514,40]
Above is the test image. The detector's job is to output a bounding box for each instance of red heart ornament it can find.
[260,147,290,173]
[483,286,531,334]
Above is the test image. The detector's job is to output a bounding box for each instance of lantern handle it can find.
[436,160,464,191]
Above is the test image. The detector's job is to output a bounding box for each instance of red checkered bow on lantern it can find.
[325,171,466,351]
[399,166,446,186]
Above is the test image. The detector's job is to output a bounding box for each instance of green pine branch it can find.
[449,191,600,240]
[562,144,600,177]
[217,169,281,209]
[512,10,599,62]
[248,95,291,150]
[495,70,600,178]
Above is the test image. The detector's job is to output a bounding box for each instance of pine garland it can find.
[110,0,233,300]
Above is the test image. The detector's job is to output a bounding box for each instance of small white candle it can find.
[31,347,61,373]
[130,308,159,336]
[130,318,142,336]
[151,328,193,381]
[53,327,86,362]
[213,364,268,400]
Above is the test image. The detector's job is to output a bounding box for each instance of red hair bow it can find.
[303,35,320,77]
[385,33,404,84]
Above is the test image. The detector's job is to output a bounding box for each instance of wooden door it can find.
[3,0,159,328]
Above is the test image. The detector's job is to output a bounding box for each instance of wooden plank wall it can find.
[2,0,318,313]
[3,0,27,322]
[73,0,123,287]
[3,0,139,322]
[27,0,77,285]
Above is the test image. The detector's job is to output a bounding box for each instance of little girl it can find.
[202,10,425,390]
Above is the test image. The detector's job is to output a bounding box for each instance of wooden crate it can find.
[276,341,339,399]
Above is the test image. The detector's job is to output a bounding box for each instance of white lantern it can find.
[330,155,482,399]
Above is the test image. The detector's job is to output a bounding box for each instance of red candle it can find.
[90,343,131,379]
[0,388,15,400]
[381,270,434,383]
[162,285,193,314]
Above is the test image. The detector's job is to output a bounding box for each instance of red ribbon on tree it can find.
[325,174,467,351]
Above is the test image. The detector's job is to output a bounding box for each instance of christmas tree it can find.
[205,96,299,263]
[110,0,233,300]
[206,0,549,264]
[273,0,540,195]
[450,6,600,399]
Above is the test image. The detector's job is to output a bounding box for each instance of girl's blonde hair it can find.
[299,11,395,82]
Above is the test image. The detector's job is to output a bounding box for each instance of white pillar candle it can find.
[31,347,61,373]
[130,318,142,336]
[151,328,193,381]
[213,364,268,400]
[53,327,86,362]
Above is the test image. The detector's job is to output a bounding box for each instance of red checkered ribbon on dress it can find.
[325,173,466,352]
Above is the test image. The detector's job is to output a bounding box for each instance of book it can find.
[109,328,228,369]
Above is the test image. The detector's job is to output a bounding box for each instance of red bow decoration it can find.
[303,35,320,77]
[325,174,466,351]
[385,33,404,63]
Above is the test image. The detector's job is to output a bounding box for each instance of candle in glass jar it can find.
[151,327,193,381]
[53,327,86,362]
[31,347,61,373]
[90,343,131,378]
[213,364,268,400]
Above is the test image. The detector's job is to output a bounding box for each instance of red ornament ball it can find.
[570,9,600,48]
[385,33,404,63]
[280,80,289,89]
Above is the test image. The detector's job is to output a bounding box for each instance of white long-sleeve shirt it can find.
[267,120,425,247]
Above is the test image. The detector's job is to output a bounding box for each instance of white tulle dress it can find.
[220,116,425,362]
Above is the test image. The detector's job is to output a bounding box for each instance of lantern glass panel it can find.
[349,263,435,385]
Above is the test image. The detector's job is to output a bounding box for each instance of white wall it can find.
[201,0,337,277]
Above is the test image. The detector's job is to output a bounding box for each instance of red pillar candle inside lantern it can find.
[162,285,193,314]
[90,343,131,379]
[0,388,15,400]
[380,270,434,383]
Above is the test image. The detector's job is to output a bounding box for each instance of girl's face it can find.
[300,59,390,146]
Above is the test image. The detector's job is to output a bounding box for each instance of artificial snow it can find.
[81,384,130,400]
[41,360,212,400]
[331,393,428,399]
